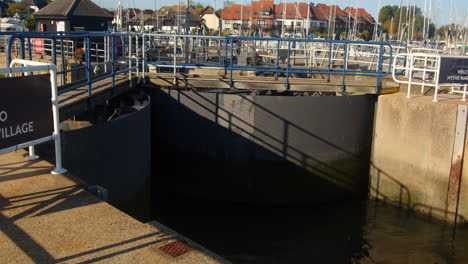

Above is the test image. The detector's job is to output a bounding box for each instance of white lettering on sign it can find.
[458,70,468,75]
[0,121,34,139]
[0,111,7,122]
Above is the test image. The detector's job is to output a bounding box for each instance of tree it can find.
[24,15,37,30]
[378,5,398,23]
[7,3,29,17]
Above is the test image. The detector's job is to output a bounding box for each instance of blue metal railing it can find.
[5,31,140,96]
[3,31,407,96]
[142,33,407,93]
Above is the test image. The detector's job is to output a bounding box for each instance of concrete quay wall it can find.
[370,94,468,224]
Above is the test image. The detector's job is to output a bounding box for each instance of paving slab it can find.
[0,150,227,264]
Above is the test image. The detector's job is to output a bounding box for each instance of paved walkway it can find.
[0,150,227,263]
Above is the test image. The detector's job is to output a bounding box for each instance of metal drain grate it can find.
[158,240,193,258]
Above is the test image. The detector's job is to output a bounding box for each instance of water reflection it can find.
[154,198,468,264]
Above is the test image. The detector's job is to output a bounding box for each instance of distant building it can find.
[344,7,375,33]
[19,0,48,13]
[34,0,113,32]
[202,13,220,33]
[219,4,250,34]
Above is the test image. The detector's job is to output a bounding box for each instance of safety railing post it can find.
[275,40,280,80]
[136,34,140,84]
[229,38,234,88]
[19,37,25,60]
[129,34,132,88]
[327,41,332,82]
[27,37,32,61]
[173,35,177,85]
[85,36,92,96]
[51,38,57,70]
[433,55,441,102]
[223,38,228,76]
[111,35,115,89]
[286,40,291,90]
[49,65,67,175]
[376,44,384,94]
[142,34,146,83]
[341,43,348,93]
[60,37,66,86]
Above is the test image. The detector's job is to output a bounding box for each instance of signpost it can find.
[0,75,53,149]
[438,57,468,84]
[0,60,66,174]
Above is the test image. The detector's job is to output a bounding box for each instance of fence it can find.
[3,32,408,95]
[392,53,468,102]
[5,31,141,96]
[142,34,407,93]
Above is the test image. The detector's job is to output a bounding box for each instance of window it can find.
[235,11,240,14]
[227,11,231,14]
[261,11,269,16]
[254,11,258,15]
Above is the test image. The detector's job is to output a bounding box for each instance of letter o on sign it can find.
[0,111,7,122]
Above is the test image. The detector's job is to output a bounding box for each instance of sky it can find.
[96,0,468,27]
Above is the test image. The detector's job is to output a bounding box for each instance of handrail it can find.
[3,31,408,95]
[143,33,407,93]
[392,53,467,102]
[5,31,141,96]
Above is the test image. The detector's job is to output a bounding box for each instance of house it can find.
[250,0,274,35]
[19,0,48,13]
[202,12,220,33]
[220,4,250,34]
[312,4,350,37]
[34,0,113,31]
[344,7,375,33]
[274,2,320,37]
[157,5,202,34]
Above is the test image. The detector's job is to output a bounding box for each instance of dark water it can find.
[154,197,468,264]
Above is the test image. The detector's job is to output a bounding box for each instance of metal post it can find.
[341,43,349,93]
[286,40,291,90]
[49,66,67,175]
[136,34,140,84]
[376,44,385,94]
[173,35,177,85]
[19,37,25,60]
[327,41,332,82]
[60,38,66,86]
[85,36,91,96]
[229,38,234,88]
[463,84,467,102]
[111,35,115,89]
[223,39,228,76]
[142,34,146,83]
[128,34,132,88]
[26,146,39,160]
[28,37,32,61]
[275,40,280,80]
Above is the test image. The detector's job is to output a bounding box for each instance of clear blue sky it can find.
[96,0,468,27]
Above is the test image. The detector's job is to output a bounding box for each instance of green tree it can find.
[7,3,29,17]
[24,15,37,30]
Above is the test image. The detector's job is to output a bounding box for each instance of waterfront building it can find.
[34,0,113,32]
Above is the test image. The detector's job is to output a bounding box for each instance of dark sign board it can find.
[0,75,53,150]
[438,57,468,84]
